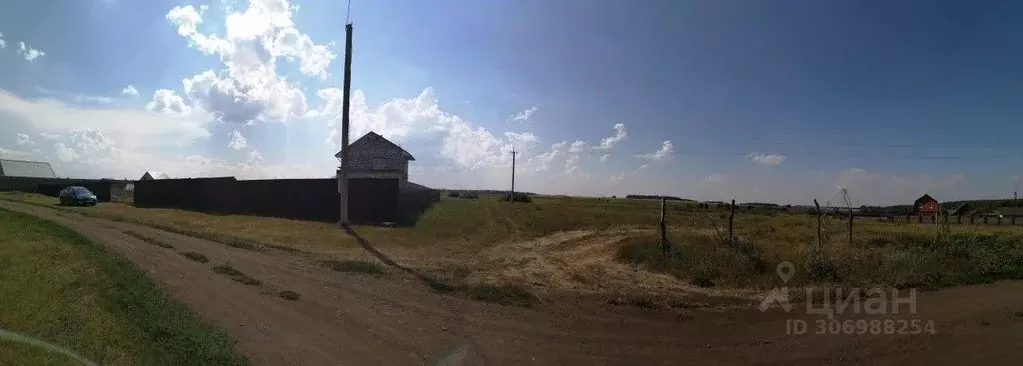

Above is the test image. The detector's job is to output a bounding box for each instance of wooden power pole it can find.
[510,148,517,200]
[338,23,354,225]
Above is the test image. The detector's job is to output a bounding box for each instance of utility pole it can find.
[510,148,517,200]
[338,23,354,225]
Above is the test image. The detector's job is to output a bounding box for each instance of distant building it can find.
[913,194,939,215]
[140,171,171,180]
[334,131,416,187]
[0,159,57,178]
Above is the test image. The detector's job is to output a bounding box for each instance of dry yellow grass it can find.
[6,191,1023,301]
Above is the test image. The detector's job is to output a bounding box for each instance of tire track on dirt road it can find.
[6,200,1023,365]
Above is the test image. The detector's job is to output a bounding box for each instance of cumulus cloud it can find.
[165,0,330,124]
[16,133,35,147]
[121,85,139,97]
[0,33,6,49]
[17,42,45,61]
[146,89,192,116]
[637,140,674,161]
[228,130,248,150]
[569,140,586,153]
[748,152,787,165]
[609,172,625,183]
[508,106,538,123]
[595,123,627,151]
[54,143,78,162]
[703,173,722,183]
[598,153,610,162]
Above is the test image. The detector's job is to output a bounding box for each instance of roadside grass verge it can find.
[180,252,209,263]
[122,230,174,249]
[322,259,387,276]
[0,208,244,365]
[618,228,1023,291]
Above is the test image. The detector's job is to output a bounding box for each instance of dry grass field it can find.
[5,191,1023,306]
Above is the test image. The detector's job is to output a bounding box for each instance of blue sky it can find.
[2,0,1023,205]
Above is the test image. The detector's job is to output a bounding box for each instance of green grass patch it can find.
[211,264,261,286]
[122,230,174,249]
[0,208,244,365]
[212,264,244,277]
[278,290,301,301]
[230,275,262,286]
[180,252,209,263]
[323,259,387,276]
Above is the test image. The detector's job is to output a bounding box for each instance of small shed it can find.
[913,194,939,215]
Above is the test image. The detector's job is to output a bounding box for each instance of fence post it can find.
[997,216,1002,225]
[660,198,668,256]
[1013,216,1017,226]
[813,199,822,251]
[918,214,923,223]
[728,199,736,244]
[983,216,988,224]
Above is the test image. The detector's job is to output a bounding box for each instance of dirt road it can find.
[3,200,1023,365]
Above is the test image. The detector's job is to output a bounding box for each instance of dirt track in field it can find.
[4,200,1023,365]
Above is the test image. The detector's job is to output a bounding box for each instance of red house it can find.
[913,194,939,215]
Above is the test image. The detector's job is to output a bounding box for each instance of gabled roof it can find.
[948,202,972,216]
[334,131,415,161]
[914,194,937,205]
[140,171,171,180]
[0,159,57,178]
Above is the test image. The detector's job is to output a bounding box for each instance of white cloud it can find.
[146,89,192,116]
[17,42,45,61]
[248,150,264,162]
[505,132,539,152]
[595,123,627,151]
[637,140,674,161]
[508,106,538,123]
[320,87,447,148]
[16,133,35,147]
[748,152,786,165]
[598,153,610,162]
[564,155,580,174]
[609,172,625,183]
[0,33,6,49]
[1,90,210,150]
[0,146,30,158]
[165,0,331,125]
[121,85,139,97]
[228,130,248,150]
[636,163,648,172]
[569,140,586,153]
[529,141,567,172]
[703,173,722,183]
[54,143,79,162]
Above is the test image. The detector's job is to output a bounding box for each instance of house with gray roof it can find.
[334,131,416,187]
[0,159,57,178]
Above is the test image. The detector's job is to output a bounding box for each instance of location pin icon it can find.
[776,261,795,284]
